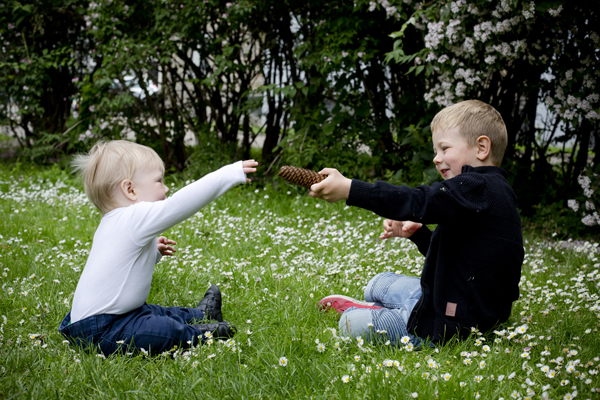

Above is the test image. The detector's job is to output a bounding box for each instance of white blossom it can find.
[548,5,563,17]
[565,69,574,81]
[474,21,495,42]
[586,110,600,120]
[445,19,462,44]
[425,21,445,49]
[585,201,595,211]
[484,55,496,64]
[455,82,466,97]
[582,214,597,226]
[463,37,476,54]
[568,199,579,212]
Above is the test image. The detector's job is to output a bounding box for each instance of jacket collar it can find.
[461,165,507,178]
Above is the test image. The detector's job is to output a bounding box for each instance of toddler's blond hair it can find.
[71,140,164,214]
[430,100,508,165]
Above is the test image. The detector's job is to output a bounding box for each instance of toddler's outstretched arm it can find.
[157,236,177,256]
[379,219,422,240]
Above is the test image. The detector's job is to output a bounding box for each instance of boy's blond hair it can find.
[71,140,164,215]
[430,100,507,165]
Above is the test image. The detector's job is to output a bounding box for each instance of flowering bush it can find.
[388,0,599,124]
[568,168,600,227]
[385,0,599,221]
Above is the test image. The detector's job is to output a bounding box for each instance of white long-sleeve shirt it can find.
[71,161,247,323]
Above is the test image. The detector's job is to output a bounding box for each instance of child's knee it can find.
[339,308,373,338]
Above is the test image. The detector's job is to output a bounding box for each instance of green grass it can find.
[1,162,599,399]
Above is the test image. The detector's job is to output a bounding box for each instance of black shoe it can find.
[194,321,236,340]
[197,285,223,322]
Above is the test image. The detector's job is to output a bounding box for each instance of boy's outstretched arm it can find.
[242,160,259,183]
[309,168,352,203]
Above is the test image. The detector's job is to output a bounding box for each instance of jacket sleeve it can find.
[408,225,432,256]
[346,173,489,226]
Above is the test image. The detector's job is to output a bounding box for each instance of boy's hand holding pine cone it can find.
[279,166,351,203]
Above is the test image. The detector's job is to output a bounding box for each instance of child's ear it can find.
[475,135,491,162]
[120,179,137,201]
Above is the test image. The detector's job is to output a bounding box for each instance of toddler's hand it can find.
[309,168,352,203]
[379,220,422,240]
[157,236,177,256]
[242,160,259,183]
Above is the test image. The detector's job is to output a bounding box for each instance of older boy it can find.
[59,140,258,355]
[311,100,524,345]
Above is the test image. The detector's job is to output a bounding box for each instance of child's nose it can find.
[433,153,442,164]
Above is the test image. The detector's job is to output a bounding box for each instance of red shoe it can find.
[319,295,383,314]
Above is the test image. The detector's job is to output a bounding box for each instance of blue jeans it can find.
[59,303,206,356]
[339,272,424,346]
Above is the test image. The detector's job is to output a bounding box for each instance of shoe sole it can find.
[319,295,383,314]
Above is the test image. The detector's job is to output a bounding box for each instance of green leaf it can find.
[323,122,335,135]
[355,101,370,117]
[389,16,416,39]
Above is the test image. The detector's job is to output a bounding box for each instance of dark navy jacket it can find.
[347,165,524,342]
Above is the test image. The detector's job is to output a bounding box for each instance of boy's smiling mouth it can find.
[439,168,450,177]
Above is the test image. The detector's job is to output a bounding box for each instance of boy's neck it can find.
[470,160,497,168]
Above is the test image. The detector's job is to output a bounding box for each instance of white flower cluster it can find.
[449,0,466,13]
[570,174,600,226]
[416,0,600,122]
[548,5,562,17]
[578,175,593,198]
[425,21,445,49]
[497,0,511,15]
[454,67,482,86]
[463,37,475,54]
[522,1,535,20]
[568,199,579,212]
[445,19,462,44]
[581,214,600,227]
[370,0,402,19]
[473,21,494,42]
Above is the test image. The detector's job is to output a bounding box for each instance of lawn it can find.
[0,162,599,399]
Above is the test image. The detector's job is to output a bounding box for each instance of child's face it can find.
[432,127,479,180]
[132,166,169,203]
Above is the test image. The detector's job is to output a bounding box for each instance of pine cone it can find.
[278,166,327,189]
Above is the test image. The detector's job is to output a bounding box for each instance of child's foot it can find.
[195,321,236,340]
[197,285,223,322]
[319,295,384,314]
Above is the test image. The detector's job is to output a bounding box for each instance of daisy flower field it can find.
[0,163,599,399]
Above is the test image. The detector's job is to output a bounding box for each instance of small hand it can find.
[242,160,259,183]
[309,168,352,203]
[379,219,422,240]
[157,236,177,256]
